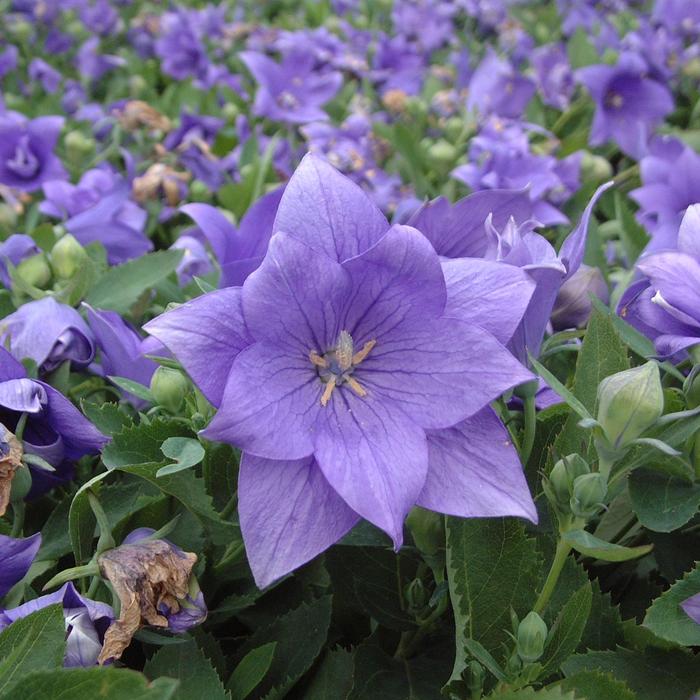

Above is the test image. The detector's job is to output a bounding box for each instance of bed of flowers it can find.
[0,0,699,698]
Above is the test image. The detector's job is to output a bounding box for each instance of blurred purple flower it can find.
[0,46,18,79]
[146,155,537,587]
[551,264,610,330]
[576,52,674,159]
[76,38,126,81]
[240,50,342,124]
[0,114,66,192]
[532,44,574,110]
[155,10,210,82]
[28,59,61,94]
[0,532,41,598]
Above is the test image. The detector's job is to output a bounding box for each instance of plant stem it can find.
[10,500,25,538]
[533,538,571,615]
[520,395,537,466]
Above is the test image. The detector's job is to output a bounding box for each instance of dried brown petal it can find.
[132,164,190,205]
[0,429,23,517]
[116,101,171,132]
[382,89,409,114]
[97,539,197,664]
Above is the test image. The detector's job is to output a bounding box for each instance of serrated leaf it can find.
[157,437,205,477]
[540,582,592,677]
[85,249,184,313]
[102,419,188,469]
[559,671,636,700]
[446,517,542,684]
[643,565,700,646]
[81,401,134,437]
[144,640,228,700]
[228,643,276,700]
[563,530,653,562]
[305,649,355,700]
[1,668,178,700]
[491,687,578,699]
[628,469,700,533]
[230,596,331,699]
[0,606,66,697]
[562,647,699,700]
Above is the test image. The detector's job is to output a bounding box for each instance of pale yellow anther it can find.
[320,376,337,407]
[346,376,367,398]
[336,330,354,371]
[309,350,328,368]
[352,339,376,366]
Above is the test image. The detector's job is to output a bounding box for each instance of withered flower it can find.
[132,163,190,207]
[97,531,204,664]
[116,100,171,133]
[0,424,23,517]
[382,89,409,113]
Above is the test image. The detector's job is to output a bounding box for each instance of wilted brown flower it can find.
[382,89,409,114]
[97,538,197,664]
[116,101,171,133]
[0,426,23,517]
[132,163,191,207]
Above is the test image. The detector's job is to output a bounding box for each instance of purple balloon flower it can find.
[179,185,284,288]
[0,532,41,598]
[576,52,674,159]
[531,43,575,111]
[146,155,538,587]
[0,347,107,494]
[1,297,95,373]
[0,114,66,192]
[0,582,114,667]
[618,204,700,358]
[240,50,342,125]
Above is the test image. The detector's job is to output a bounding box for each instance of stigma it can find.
[309,330,376,406]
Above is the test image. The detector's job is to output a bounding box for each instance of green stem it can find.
[220,493,238,520]
[520,395,537,466]
[394,594,449,659]
[533,538,572,615]
[10,500,25,538]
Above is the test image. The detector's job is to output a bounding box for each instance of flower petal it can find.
[0,532,41,598]
[315,393,428,546]
[418,407,537,522]
[144,287,252,407]
[273,153,388,262]
[239,454,359,588]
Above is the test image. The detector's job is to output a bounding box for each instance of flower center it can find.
[309,329,376,407]
[277,91,300,109]
[605,92,624,109]
[6,136,39,179]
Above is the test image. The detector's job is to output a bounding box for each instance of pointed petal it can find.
[315,393,428,546]
[239,454,359,588]
[0,347,27,382]
[678,204,700,259]
[143,287,252,407]
[418,408,537,522]
[180,203,235,264]
[0,532,41,598]
[273,153,388,262]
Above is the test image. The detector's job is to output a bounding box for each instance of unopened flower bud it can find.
[15,253,51,288]
[570,472,607,519]
[0,203,18,230]
[444,116,465,142]
[405,578,427,612]
[427,139,458,168]
[189,179,211,202]
[150,366,189,412]
[51,234,87,280]
[128,75,148,97]
[596,362,664,450]
[684,367,700,409]
[581,152,613,183]
[64,130,95,162]
[406,507,444,557]
[551,265,609,331]
[466,660,485,696]
[682,57,700,79]
[517,611,548,663]
[9,464,32,503]
[222,103,239,122]
[545,454,589,513]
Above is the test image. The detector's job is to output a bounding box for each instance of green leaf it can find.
[567,28,599,68]
[108,376,154,402]
[144,640,228,700]
[554,307,629,458]
[81,400,134,437]
[590,297,655,359]
[157,437,205,477]
[69,471,113,563]
[102,418,187,469]
[540,583,593,677]
[558,671,636,700]
[529,355,594,423]
[0,605,66,697]
[202,442,238,511]
[446,517,541,684]
[2,668,178,700]
[628,469,700,533]
[230,596,331,699]
[643,565,700,646]
[562,647,699,700]
[305,649,355,700]
[563,530,653,562]
[228,643,276,700]
[85,249,184,313]
[490,687,577,699]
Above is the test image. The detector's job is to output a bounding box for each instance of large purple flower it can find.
[0,114,66,192]
[0,532,41,598]
[618,204,700,358]
[576,52,674,159]
[0,347,106,495]
[240,50,342,125]
[0,582,113,667]
[146,155,537,587]
[0,297,95,373]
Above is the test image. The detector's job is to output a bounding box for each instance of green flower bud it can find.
[16,253,52,289]
[150,367,189,412]
[444,116,465,142]
[596,361,664,450]
[0,204,18,230]
[406,506,444,557]
[129,75,148,97]
[581,152,614,183]
[427,139,457,168]
[682,57,700,79]
[10,464,32,503]
[570,472,607,519]
[545,453,590,511]
[189,180,211,202]
[65,130,95,161]
[51,234,88,280]
[222,103,239,122]
[465,660,485,696]
[8,19,32,42]
[516,611,548,663]
[683,366,700,409]
[405,578,427,612]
